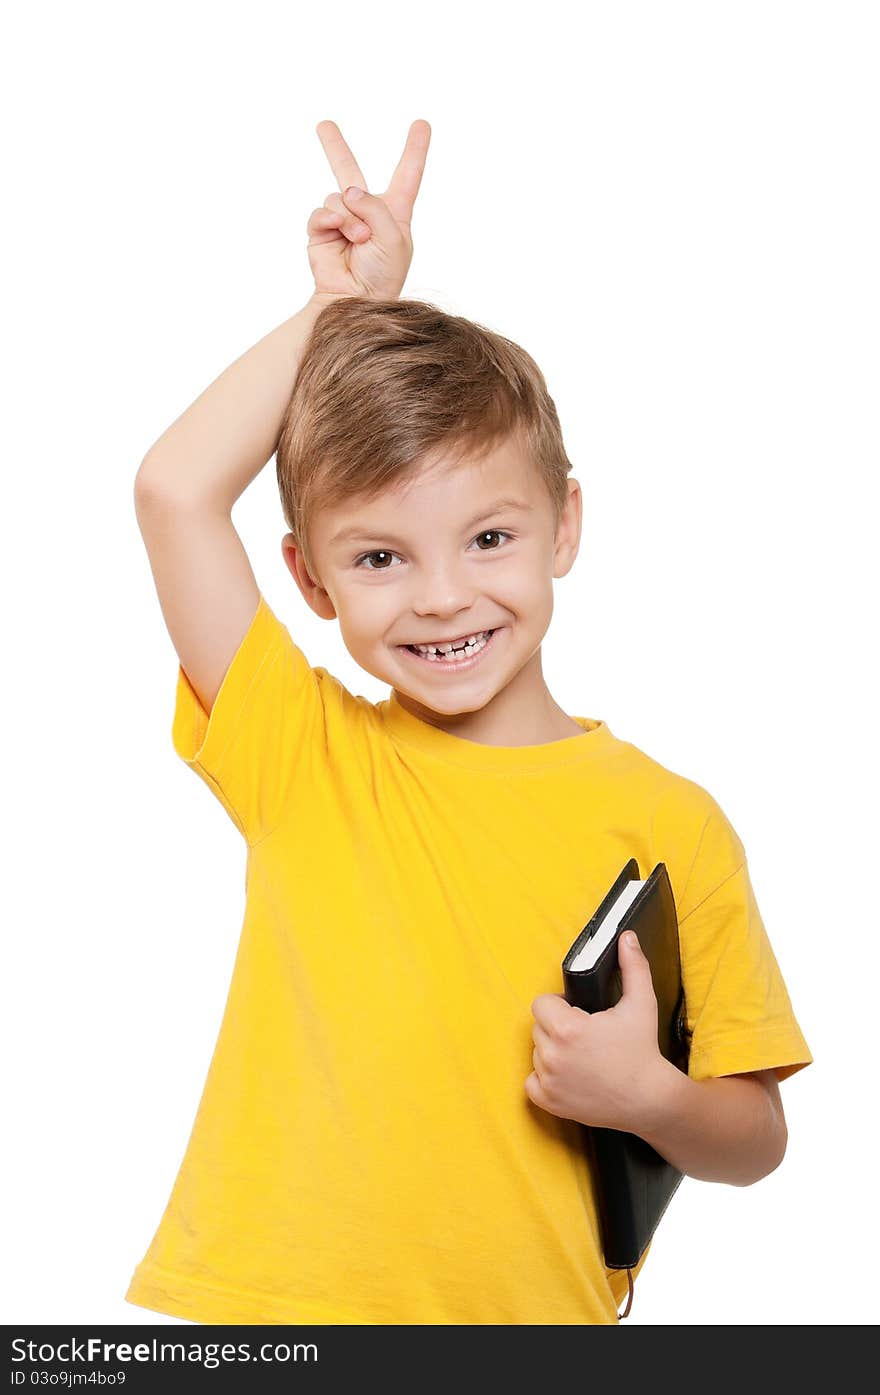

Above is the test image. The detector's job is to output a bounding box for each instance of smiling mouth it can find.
[398,628,500,663]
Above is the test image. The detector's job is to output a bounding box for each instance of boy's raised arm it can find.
[133,117,431,715]
[134,294,342,713]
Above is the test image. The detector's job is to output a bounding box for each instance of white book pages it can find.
[568,879,646,972]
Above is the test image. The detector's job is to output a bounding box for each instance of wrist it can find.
[628,1056,686,1139]
[309,290,355,308]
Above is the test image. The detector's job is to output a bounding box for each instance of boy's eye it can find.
[354,529,513,571]
[474,529,510,551]
[356,549,399,571]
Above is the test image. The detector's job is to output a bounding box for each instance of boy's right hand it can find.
[307,119,431,302]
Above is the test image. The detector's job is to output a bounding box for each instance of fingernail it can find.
[346,186,365,201]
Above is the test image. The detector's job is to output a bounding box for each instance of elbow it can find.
[751,1073,789,1184]
[133,460,161,515]
[740,1118,788,1188]
[134,456,171,504]
[767,1097,789,1175]
[770,1118,789,1174]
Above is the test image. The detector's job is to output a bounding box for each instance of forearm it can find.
[630,1060,787,1187]
[135,291,344,513]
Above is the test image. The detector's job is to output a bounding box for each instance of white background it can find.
[3,0,877,1327]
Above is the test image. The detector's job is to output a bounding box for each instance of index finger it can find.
[384,119,432,224]
[315,120,368,193]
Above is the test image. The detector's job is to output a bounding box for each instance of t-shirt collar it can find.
[378,690,617,773]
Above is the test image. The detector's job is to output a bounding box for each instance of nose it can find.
[409,558,478,621]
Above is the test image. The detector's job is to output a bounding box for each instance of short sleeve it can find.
[171,593,326,845]
[676,804,814,1084]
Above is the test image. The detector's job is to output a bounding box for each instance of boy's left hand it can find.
[525,931,668,1133]
[309,119,431,302]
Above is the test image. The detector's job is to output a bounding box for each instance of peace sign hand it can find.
[307,119,431,302]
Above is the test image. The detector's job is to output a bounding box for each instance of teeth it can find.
[411,630,492,660]
[415,631,485,653]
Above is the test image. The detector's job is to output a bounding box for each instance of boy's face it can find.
[282,435,582,738]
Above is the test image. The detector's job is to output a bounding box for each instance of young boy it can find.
[127,119,812,1326]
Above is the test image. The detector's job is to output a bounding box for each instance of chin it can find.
[407,682,499,715]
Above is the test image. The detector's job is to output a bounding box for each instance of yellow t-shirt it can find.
[125,594,813,1325]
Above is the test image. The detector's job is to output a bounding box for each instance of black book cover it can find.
[562,859,691,1270]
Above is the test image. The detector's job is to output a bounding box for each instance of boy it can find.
[127,119,812,1325]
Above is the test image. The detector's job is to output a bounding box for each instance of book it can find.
[561,859,691,1272]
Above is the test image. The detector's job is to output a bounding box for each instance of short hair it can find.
[276,296,574,580]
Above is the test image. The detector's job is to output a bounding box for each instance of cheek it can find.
[496,562,551,609]
[337,591,398,640]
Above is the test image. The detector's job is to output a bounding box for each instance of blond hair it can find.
[276,297,574,579]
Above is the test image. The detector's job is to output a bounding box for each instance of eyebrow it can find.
[329,498,531,548]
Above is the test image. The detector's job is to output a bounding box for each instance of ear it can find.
[281,533,337,621]
[552,477,582,578]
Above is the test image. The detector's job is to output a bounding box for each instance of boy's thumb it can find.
[619,930,650,994]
